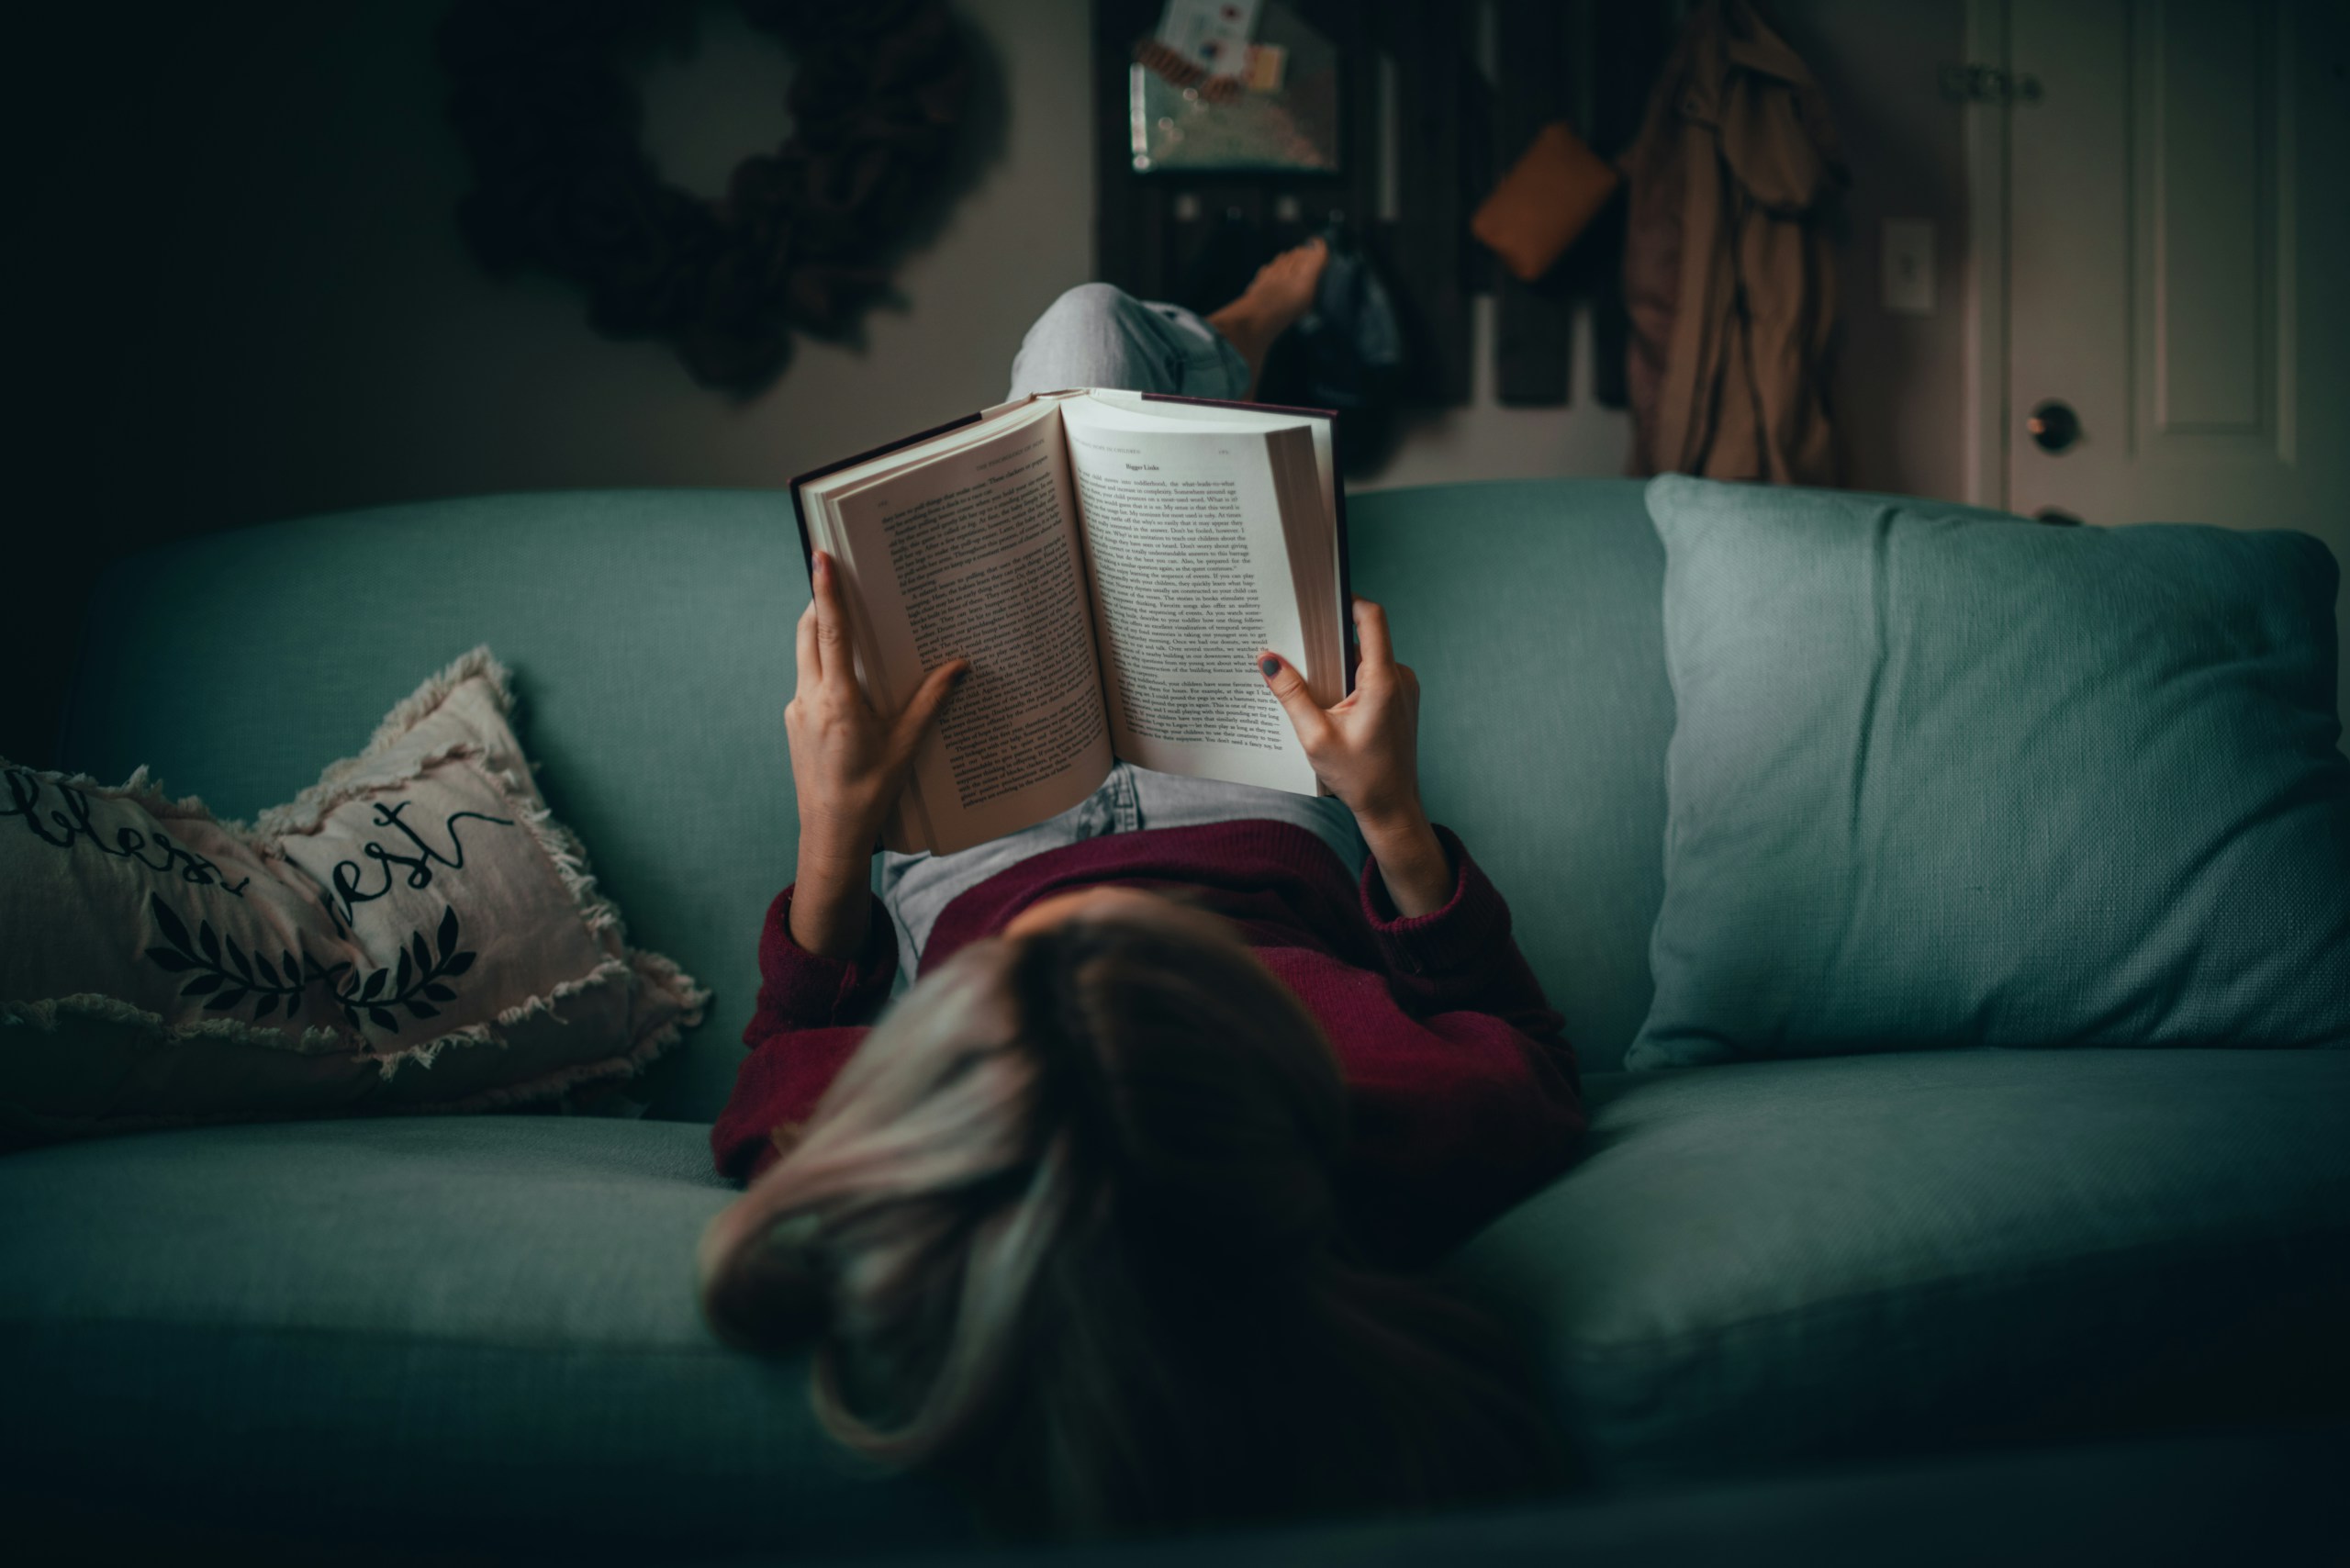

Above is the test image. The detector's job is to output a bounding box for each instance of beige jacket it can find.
[1621,0,1846,485]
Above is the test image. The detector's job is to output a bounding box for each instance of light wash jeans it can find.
[875,284,1368,985]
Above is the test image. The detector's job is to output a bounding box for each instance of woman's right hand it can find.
[1259,599,1454,914]
[1259,596,1425,832]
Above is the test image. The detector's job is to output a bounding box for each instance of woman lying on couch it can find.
[697,244,1589,1540]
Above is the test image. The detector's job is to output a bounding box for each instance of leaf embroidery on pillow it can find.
[7,767,251,897]
[144,893,348,1022]
[334,904,479,1035]
[143,897,482,1037]
[319,799,517,935]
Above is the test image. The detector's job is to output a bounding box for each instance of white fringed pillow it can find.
[0,649,708,1148]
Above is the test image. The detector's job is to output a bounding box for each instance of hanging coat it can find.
[1620,0,1846,485]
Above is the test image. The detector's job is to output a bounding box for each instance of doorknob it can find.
[2027,400,2080,453]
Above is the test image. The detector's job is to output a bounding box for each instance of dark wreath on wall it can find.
[439,0,971,396]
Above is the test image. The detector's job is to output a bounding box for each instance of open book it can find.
[790,388,1353,856]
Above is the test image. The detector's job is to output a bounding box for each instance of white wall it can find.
[113,0,1096,543]
[101,0,1969,532]
[1365,298,1634,492]
[6,0,1976,763]
[1771,0,1972,504]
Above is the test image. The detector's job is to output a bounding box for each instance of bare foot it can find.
[1205,236,1329,399]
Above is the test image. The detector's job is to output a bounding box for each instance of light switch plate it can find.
[1882,218,1936,315]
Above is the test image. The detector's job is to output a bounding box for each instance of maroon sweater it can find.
[711,820,1587,1266]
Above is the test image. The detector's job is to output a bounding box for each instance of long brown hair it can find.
[698,895,1561,1539]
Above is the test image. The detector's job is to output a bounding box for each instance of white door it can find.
[1997,0,2350,710]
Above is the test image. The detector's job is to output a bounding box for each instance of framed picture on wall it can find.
[1129,1,1343,174]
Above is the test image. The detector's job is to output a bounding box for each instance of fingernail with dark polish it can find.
[1259,655,1281,678]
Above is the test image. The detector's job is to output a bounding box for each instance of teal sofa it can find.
[6,481,2346,1561]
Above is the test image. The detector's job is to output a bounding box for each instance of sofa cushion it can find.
[1631,475,2350,1069]
[62,493,810,1123]
[1447,1049,2350,1484]
[62,481,1681,1094]
[0,1117,977,1557]
[1347,479,1674,1073]
[8,1061,2342,1551]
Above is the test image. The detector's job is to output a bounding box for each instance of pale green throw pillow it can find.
[1629,475,2350,1070]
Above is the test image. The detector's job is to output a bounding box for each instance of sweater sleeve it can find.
[1333,824,1587,1265]
[709,885,899,1183]
[1358,823,1579,1095]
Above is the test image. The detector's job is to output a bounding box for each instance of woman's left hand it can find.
[788,550,968,874]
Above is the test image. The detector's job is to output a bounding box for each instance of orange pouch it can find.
[1470,121,1622,283]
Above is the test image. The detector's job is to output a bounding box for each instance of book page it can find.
[1086,390,1337,577]
[1058,398,1320,793]
[1080,392,1346,710]
[822,410,1114,854]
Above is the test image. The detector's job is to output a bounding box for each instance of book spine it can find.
[1332,447,1357,698]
